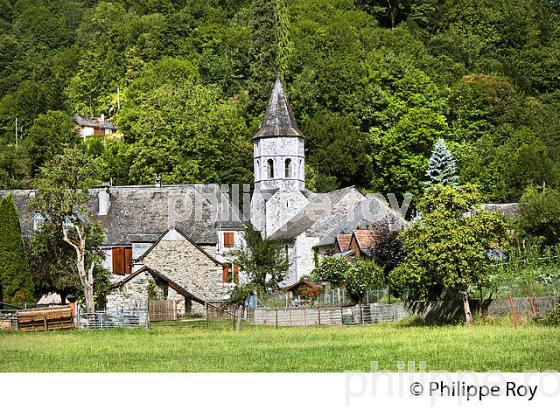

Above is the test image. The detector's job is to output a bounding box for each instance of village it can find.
[0,77,557,333]
[0,1,558,385]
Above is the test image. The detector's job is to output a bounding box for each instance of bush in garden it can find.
[345,260,384,304]
[311,257,349,286]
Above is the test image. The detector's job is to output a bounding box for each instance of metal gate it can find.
[148,300,177,322]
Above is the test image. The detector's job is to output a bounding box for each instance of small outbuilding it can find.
[284,279,324,307]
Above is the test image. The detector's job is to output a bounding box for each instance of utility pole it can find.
[15,117,18,145]
[117,86,121,110]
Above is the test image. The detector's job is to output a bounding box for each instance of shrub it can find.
[345,260,384,304]
[540,304,560,326]
[311,257,349,286]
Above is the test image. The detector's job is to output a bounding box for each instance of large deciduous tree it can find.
[0,194,34,305]
[517,187,560,247]
[393,184,510,325]
[119,57,252,185]
[31,148,105,314]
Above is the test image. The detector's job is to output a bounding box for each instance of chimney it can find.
[100,113,105,122]
[98,186,110,216]
[155,174,162,188]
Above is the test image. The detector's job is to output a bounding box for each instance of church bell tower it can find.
[250,76,308,237]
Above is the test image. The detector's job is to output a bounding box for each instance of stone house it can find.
[1,183,245,315]
[107,228,232,314]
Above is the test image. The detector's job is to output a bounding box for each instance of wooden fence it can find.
[17,306,74,331]
[247,303,410,327]
[149,300,177,321]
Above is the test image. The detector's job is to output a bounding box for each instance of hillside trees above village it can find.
[0,0,558,204]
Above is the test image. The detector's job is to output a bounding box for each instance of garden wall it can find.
[248,296,558,327]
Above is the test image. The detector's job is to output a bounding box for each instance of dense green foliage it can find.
[311,257,349,286]
[30,148,109,311]
[311,257,385,301]
[1,321,559,371]
[0,0,558,202]
[393,184,510,315]
[229,225,290,290]
[344,260,384,303]
[518,188,560,247]
[0,194,34,304]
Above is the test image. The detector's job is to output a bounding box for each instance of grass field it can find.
[1,320,558,372]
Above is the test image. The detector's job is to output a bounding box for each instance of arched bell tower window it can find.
[267,159,274,179]
[255,160,260,180]
[284,158,292,178]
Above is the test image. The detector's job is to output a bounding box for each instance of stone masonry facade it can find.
[141,235,233,314]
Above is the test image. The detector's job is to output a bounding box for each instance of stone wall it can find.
[142,233,234,314]
[106,270,150,312]
[407,296,559,323]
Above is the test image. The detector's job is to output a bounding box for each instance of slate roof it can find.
[268,186,361,241]
[253,76,304,139]
[317,195,407,246]
[481,203,522,217]
[0,184,244,246]
[74,116,117,130]
[134,228,225,265]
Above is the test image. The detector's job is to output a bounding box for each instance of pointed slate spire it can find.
[253,75,304,139]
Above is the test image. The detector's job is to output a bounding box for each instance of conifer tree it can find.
[275,0,293,79]
[248,0,293,115]
[425,138,459,187]
[0,194,34,305]
[248,0,279,116]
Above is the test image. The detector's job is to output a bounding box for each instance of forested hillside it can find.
[1,0,559,203]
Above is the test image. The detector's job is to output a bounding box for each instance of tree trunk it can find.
[84,282,95,315]
[63,223,95,315]
[461,289,473,326]
[78,259,95,315]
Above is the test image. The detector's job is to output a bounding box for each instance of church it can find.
[249,76,406,284]
[0,77,405,314]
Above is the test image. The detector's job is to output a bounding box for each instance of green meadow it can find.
[1,320,558,372]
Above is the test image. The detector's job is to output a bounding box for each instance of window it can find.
[112,247,132,275]
[267,159,274,179]
[223,232,234,248]
[255,160,260,180]
[285,158,292,178]
[222,263,239,283]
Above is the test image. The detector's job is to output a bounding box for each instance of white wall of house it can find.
[79,126,95,138]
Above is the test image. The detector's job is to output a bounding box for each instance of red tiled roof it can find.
[336,233,352,251]
[353,229,376,249]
